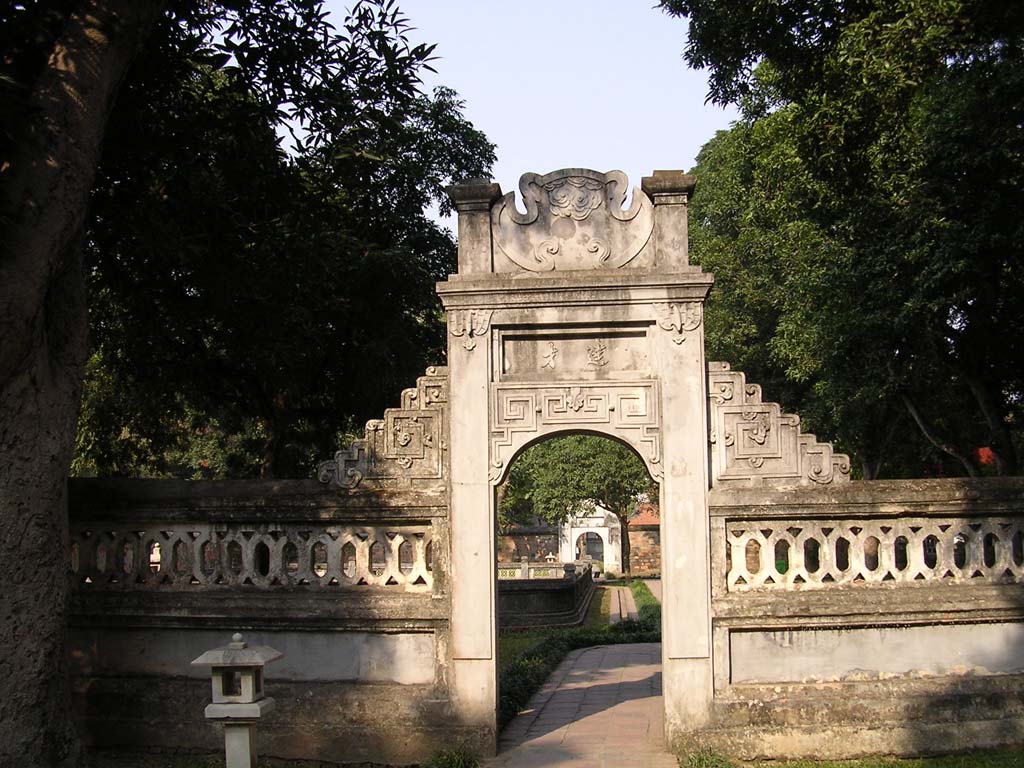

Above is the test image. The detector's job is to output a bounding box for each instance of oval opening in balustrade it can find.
[398,540,414,575]
[226,541,243,575]
[147,541,162,573]
[745,540,761,573]
[341,542,356,578]
[983,533,998,568]
[370,541,386,576]
[923,535,939,569]
[200,541,217,575]
[120,541,135,574]
[894,536,909,571]
[96,542,109,573]
[835,537,850,572]
[70,542,80,573]
[1013,530,1024,567]
[173,540,191,575]
[426,541,433,571]
[283,542,299,575]
[864,536,880,572]
[311,541,328,578]
[774,540,790,575]
[254,542,271,577]
[953,533,968,568]
[803,539,820,573]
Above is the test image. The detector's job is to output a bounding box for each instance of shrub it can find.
[423,749,480,768]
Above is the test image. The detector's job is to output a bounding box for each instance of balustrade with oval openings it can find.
[725,517,1024,591]
[70,523,434,592]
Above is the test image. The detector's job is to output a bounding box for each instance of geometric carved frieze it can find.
[491,169,654,272]
[708,361,851,486]
[318,367,448,490]
[489,381,662,483]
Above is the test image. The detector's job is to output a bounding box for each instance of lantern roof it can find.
[191,633,283,668]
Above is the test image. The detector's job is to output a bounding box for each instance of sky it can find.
[326,0,738,223]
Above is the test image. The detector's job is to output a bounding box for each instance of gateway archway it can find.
[438,168,714,752]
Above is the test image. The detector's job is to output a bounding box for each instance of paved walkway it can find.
[486,643,676,768]
[646,578,662,602]
[607,585,638,624]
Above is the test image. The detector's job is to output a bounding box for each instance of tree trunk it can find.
[619,515,632,576]
[899,392,980,477]
[965,374,1019,475]
[0,2,162,763]
[259,390,289,478]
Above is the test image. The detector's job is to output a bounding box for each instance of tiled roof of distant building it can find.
[629,502,660,526]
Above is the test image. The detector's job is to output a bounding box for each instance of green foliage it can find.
[671,0,1024,477]
[630,579,662,630]
[679,747,738,768]
[422,749,480,768]
[45,0,495,478]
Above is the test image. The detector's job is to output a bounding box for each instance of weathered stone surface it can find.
[442,168,716,749]
[491,169,654,272]
[707,361,851,487]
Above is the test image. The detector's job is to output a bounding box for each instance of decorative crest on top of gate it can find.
[491,169,654,272]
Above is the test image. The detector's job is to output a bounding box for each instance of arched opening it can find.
[575,532,604,566]
[493,430,662,730]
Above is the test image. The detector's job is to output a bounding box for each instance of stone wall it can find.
[628,525,661,574]
[67,476,468,764]
[497,528,559,563]
[497,564,595,629]
[700,476,1024,760]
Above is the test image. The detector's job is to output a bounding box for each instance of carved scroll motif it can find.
[318,367,448,490]
[489,381,663,483]
[707,361,850,486]
[654,302,702,344]
[492,169,654,272]
[449,309,492,351]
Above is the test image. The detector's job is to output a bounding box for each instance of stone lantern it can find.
[191,632,283,768]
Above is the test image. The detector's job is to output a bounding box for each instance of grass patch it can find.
[497,580,662,727]
[680,747,1024,768]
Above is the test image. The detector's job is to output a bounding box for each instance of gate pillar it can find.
[440,169,713,753]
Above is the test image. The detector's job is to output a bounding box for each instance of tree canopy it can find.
[0,1,493,761]
[62,1,495,479]
[664,0,1024,477]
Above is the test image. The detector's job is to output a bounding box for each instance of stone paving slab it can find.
[645,579,662,602]
[486,643,676,768]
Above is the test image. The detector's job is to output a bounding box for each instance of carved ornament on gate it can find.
[488,381,663,483]
[491,169,654,272]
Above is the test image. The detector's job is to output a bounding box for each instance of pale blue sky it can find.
[326,0,738,221]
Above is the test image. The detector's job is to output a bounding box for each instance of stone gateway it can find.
[67,169,1024,763]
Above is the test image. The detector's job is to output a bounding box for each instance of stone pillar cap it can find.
[446,177,502,210]
[641,170,696,198]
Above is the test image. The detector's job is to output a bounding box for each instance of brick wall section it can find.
[628,525,661,574]
[497,530,559,563]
